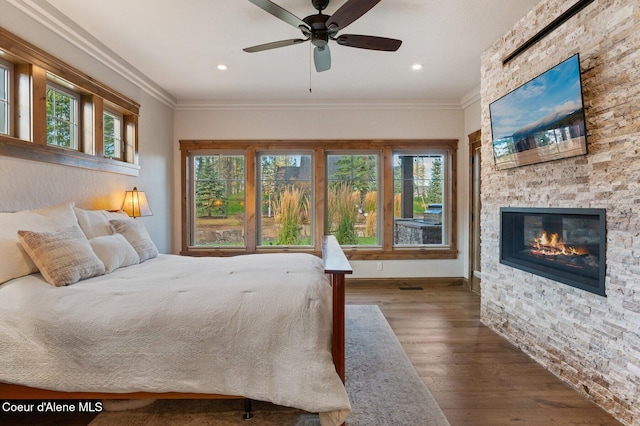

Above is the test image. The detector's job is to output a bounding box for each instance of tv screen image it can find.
[489,54,588,170]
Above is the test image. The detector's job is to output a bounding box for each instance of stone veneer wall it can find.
[480,0,640,424]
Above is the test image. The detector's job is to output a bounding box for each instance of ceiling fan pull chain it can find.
[309,44,313,93]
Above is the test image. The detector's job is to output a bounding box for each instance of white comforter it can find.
[0,253,350,425]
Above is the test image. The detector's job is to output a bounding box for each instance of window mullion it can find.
[88,95,102,157]
[314,147,325,252]
[382,147,394,251]
[246,147,257,252]
[31,65,47,145]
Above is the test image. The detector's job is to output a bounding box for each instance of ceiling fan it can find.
[243,0,402,72]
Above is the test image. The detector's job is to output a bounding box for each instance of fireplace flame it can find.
[532,231,589,256]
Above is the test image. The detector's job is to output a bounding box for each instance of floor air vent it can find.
[399,286,424,291]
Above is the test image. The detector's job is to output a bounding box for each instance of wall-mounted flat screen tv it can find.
[489,53,588,170]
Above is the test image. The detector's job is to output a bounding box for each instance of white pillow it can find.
[109,219,158,263]
[0,202,78,284]
[17,225,105,287]
[89,234,140,273]
[74,207,130,239]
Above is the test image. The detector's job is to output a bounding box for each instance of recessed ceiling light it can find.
[217,64,228,71]
[412,64,423,71]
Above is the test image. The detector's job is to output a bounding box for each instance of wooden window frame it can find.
[181,139,459,261]
[0,27,140,176]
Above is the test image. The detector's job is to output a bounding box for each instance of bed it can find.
[0,202,352,426]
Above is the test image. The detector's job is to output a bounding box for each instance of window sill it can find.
[181,247,458,260]
[0,135,139,176]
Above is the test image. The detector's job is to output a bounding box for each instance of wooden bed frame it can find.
[0,236,352,409]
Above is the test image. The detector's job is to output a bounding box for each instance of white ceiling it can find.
[44,0,539,106]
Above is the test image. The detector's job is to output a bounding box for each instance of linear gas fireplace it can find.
[500,207,606,296]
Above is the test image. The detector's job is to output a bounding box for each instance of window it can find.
[0,27,140,176]
[191,153,246,247]
[46,83,79,149]
[181,140,457,260]
[393,153,448,247]
[103,109,123,159]
[326,153,380,246]
[258,153,313,247]
[0,59,11,135]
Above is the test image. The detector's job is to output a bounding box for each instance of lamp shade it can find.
[121,187,152,218]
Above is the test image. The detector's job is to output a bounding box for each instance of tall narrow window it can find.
[0,60,10,135]
[326,153,380,246]
[258,153,313,247]
[393,153,447,246]
[46,83,79,149]
[192,153,245,247]
[103,109,123,159]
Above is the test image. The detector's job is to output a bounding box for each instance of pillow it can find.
[89,234,140,273]
[109,219,158,262]
[17,225,105,287]
[74,207,130,240]
[0,202,78,284]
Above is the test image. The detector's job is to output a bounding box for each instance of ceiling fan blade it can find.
[243,38,308,53]
[325,0,381,31]
[314,45,331,72]
[248,0,308,29]
[336,34,402,51]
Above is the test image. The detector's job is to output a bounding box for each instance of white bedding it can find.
[0,253,350,425]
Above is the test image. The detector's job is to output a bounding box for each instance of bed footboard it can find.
[322,235,353,383]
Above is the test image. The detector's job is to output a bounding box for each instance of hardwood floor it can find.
[346,281,622,426]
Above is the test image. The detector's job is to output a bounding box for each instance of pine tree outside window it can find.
[192,154,246,247]
[46,83,79,150]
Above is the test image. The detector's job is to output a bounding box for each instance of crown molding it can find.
[7,0,177,109]
[461,86,481,109]
[175,99,464,112]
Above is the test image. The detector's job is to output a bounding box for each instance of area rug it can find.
[89,305,449,426]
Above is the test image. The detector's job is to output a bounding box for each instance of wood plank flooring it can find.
[346,281,622,426]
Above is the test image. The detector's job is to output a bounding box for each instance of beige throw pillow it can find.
[0,202,78,284]
[17,225,105,286]
[74,207,130,239]
[109,219,158,262]
[89,234,140,273]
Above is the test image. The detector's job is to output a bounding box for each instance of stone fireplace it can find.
[500,208,606,296]
[480,1,640,423]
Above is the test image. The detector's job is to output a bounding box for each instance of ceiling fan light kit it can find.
[244,0,402,72]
